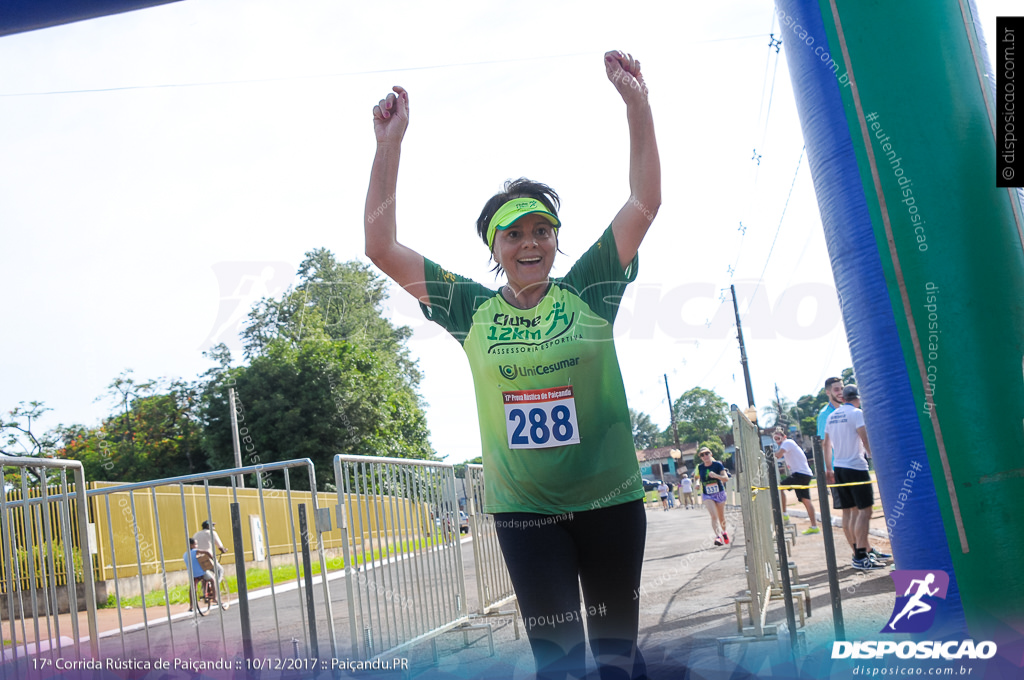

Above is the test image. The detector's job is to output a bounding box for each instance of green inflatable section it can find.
[811,0,1024,641]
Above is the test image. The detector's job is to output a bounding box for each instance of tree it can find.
[200,249,435,491]
[630,409,661,451]
[201,328,434,492]
[454,456,483,479]
[60,377,207,482]
[691,437,727,469]
[95,369,156,463]
[658,420,694,448]
[240,249,421,386]
[762,394,795,430]
[1,401,61,486]
[673,387,730,444]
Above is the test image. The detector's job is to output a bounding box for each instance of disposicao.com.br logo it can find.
[831,570,997,660]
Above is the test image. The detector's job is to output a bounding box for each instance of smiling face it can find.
[772,430,785,445]
[827,380,845,406]
[492,213,557,296]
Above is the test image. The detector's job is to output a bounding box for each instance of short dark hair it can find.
[824,376,842,389]
[476,178,561,275]
[189,538,196,546]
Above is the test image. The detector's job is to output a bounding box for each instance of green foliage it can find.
[658,420,695,448]
[761,394,795,430]
[59,373,206,482]
[800,416,818,438]
[1,401,62,486]
[203,333,433,491]
[694,437,727,466]
[105,540,429,609]
[454,456,483,479]
[32,250,432,488]
[673,387,730,444]
[629,409,662,451]
[201,251,434,491]
[10,543,84,586]
[240,249,420,384]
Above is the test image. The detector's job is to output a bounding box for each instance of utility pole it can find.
[774,382,785,431]
[228,388,245,488]
[663,374,681,449]
[730,284,756,409]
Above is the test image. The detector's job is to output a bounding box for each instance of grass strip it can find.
[101,536,433,609]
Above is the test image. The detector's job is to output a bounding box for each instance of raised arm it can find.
[364,86,428,302]
[605,51,661,269]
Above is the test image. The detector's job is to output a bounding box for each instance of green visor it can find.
[486,198,560,249]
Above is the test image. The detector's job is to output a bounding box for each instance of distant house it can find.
[636,443,698,481]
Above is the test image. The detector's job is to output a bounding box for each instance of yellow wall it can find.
[88,482,432,581]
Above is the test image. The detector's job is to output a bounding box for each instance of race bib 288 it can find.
[502,386,581,449]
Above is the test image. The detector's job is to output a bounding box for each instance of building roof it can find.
[636,442,698,463]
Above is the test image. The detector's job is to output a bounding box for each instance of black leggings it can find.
[494,500,647,680]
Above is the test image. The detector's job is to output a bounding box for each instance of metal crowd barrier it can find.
[334,455,471,661]
[721,407,779,646]
[0,457,98,677]
[84,459,337,663]
[465,464,518,637]
[719,407,810,655]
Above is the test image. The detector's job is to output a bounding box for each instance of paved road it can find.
[16,505,902,679]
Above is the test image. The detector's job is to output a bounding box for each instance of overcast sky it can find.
[0,0,1014,465]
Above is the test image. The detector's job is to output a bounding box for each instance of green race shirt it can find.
[420,226,645,514]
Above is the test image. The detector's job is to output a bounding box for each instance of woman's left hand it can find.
[604,50,648,107]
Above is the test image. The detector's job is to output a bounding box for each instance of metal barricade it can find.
[718,408,811,658]
[85,459,337,664]
[334,455,470,661]
[465,464,518,636]
[722,407,778,644]
[0,457,98,677]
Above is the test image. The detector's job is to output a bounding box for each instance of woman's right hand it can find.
[373,86,410,146]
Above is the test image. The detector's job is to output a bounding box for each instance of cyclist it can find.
[193,520,228,583]
[183,538,227,611]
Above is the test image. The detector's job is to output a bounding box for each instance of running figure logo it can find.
[882,570,949,634]
[200,262,294,350]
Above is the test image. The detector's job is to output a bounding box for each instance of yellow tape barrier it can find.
[750,480,873,491]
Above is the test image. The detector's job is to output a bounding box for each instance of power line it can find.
[729,18,784,283]
[0,50,596,98]
[743,146,804,316]
[1,34,774,98]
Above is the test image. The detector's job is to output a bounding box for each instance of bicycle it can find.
[192,551,231,615]
[192,575,230,616]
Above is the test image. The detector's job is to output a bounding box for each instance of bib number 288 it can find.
[503,386,581,449]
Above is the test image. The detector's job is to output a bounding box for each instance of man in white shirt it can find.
[772,429,819,534]
[192,519,227,581]
[823,384,886,570]
[680,474,694,509]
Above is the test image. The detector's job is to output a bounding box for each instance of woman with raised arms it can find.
[363,50,660,680]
